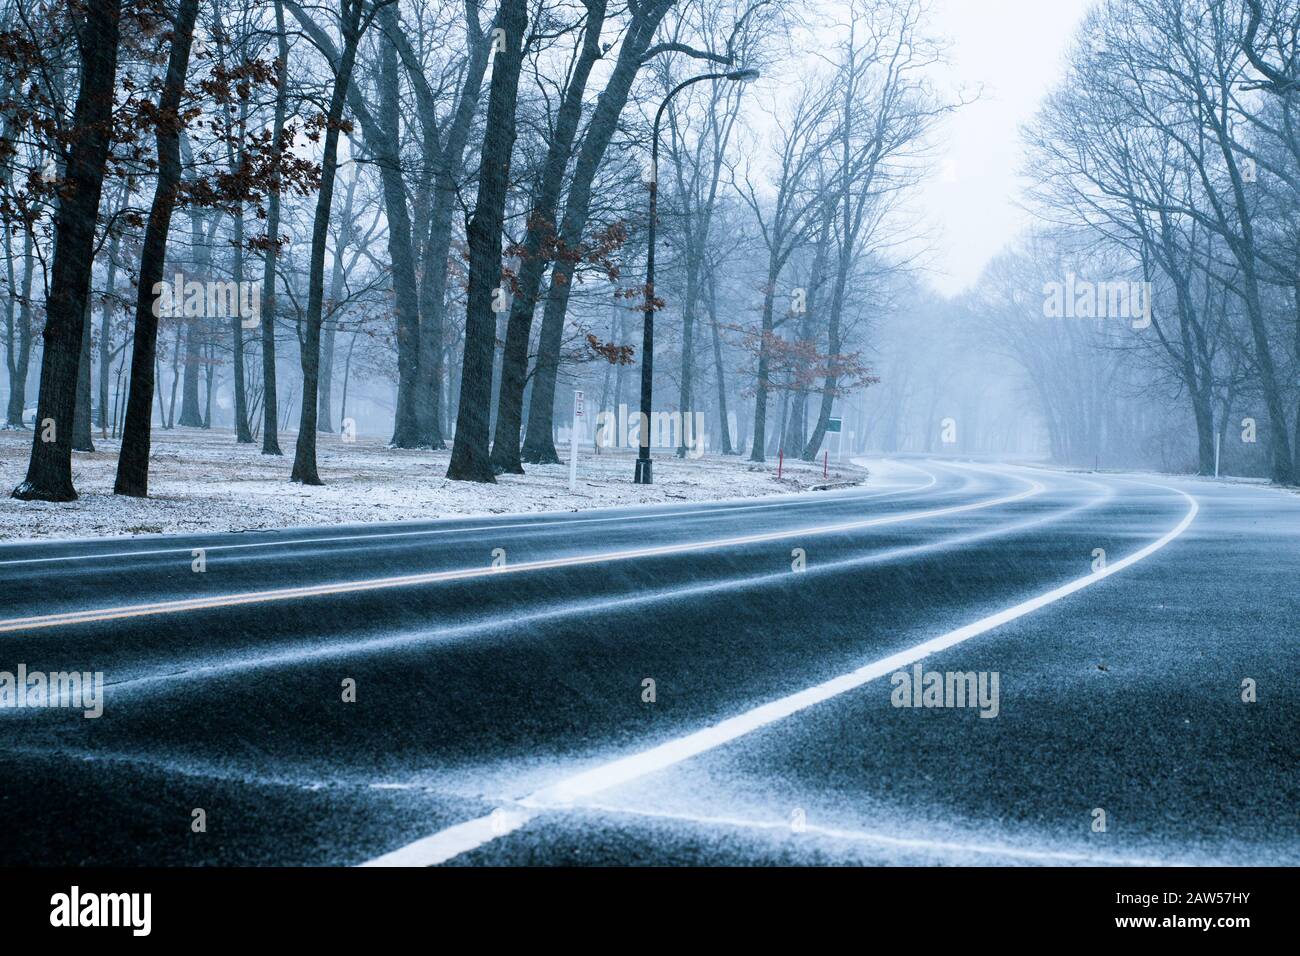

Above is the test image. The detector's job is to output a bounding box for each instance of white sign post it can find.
[570,390,584,492]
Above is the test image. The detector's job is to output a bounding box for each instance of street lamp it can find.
[634,67,759,484]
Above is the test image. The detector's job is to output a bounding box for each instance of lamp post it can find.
[634,66,759,484]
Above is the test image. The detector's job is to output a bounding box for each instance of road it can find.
[0,459,1296,866]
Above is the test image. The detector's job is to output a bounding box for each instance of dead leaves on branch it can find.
[585,333,635,365]
[503,216,629,289]
[0,7,319,244]
[722,325,879,397]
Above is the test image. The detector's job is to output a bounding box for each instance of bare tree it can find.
[490,0,609,474]
[447,0,529,482]
[115,0,200,497]
[290,0,393,485]
[733,83,833,462]
[259,0,292,456]
[13,0,122,501]
[520,0,734,464]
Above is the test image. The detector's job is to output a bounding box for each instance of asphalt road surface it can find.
[0,459,1296,866]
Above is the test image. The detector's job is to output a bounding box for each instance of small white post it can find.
[570,390,584,492]
[1214,430,1220,478]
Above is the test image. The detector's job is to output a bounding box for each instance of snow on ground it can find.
[0,427,868,541]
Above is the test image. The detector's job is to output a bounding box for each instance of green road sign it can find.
[827,418,842,433]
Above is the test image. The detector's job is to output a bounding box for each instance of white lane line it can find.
[361,479,1197,866]
[65,469,1105,702]
[559,802,1177,867]
[362,810,536,867]
[0,468,930,568]
[0,465,1027,634]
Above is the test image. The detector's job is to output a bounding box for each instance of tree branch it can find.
[640,42,733,67]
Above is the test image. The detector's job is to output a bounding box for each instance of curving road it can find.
[0,459,1296,866]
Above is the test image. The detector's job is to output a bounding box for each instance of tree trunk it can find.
[447,0,528,482]
[114,0,198,497]
[177,134,223,429]
[802,262,847,461]
[706,263,733,454]
[97,230,120,435]
[521,0,675,464]
[168,321,182,428]
[5,229,34,428]
[676,263,698,458]
[176,138,206,428]
[415,6,493,449]
[178,315,203,425]
[376,4,423,448]
[491,0,608,473]
[749,276,778,463]
[73,297,94,451]
[13,0,121,501]
[289,0,429,448]
[291,0,367,485]
[260,0,289,455]
[230,201,253,442]
[339,327,360,425]
[1293,278,1300,481]
[156,351,168,428]
[2,216,14,424]
[318,192,352,434]
[202,336,214,426]
[318,310,336,433]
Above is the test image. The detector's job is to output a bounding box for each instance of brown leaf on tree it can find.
[585,333,635,366]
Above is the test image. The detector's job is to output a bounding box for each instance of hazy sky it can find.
[919,0,1094,296]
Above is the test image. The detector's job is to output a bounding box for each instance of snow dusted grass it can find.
[0,427,867,541]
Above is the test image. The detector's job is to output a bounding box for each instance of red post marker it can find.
[823,450,828,479]
[778,447,783,479]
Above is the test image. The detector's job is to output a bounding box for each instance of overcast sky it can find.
[918,0,1095,296]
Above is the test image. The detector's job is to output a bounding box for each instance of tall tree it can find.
[114,0,200,497]
[290,0,393,484]
[214,14,254,444]
[4,226,33,428]
[521,0,734,463]
[803,0,945,461]
[287,0,422,446]
[490,0,609,474]
[374,2,422,447]
[259,0,291,456]
[734,84,833,462]
[447,0,529,482]
[13,0,122,501]
[416,2,494,448]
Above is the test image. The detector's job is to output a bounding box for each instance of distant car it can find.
[22,406,37,428]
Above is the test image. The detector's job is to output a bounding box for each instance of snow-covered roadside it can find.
[1020,458,1300,502]
[0,428,868,541]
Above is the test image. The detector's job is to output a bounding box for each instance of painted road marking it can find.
[361,478,1197,866]
[63,469,1104,701]
[0,464,1030,634]
[0,466,932,568]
